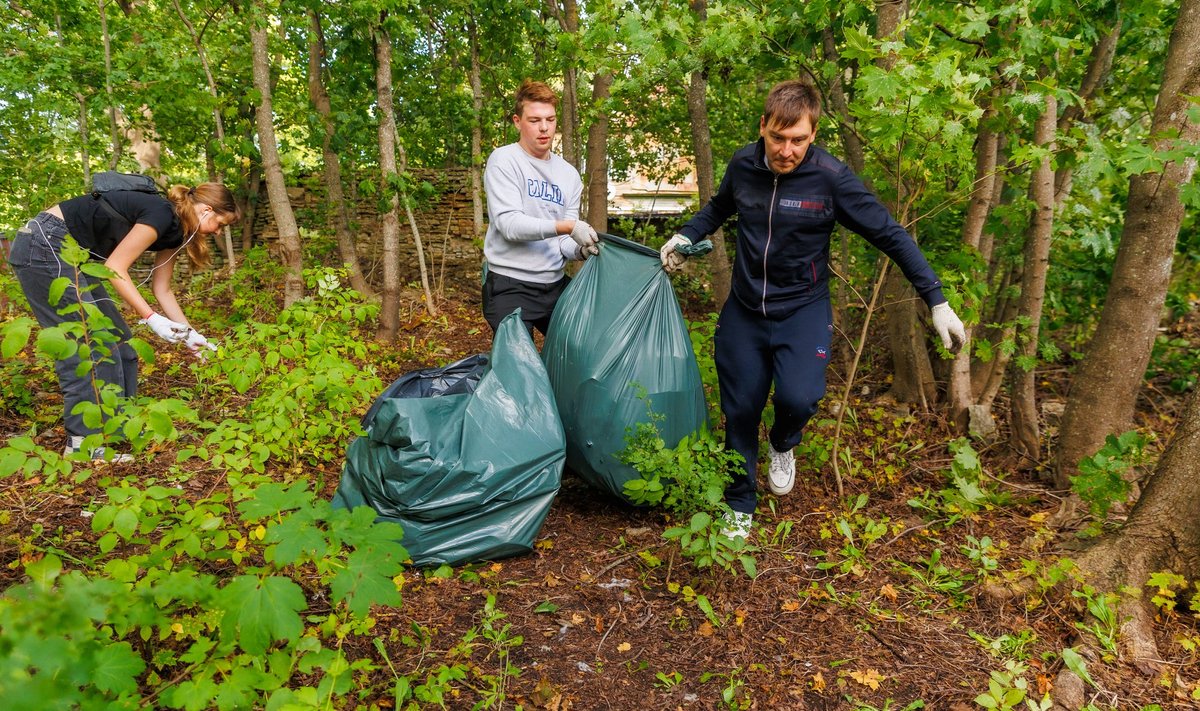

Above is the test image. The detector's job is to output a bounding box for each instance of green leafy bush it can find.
[620,406,755,577]
[0,480,407,709]
[1070,430,1147,522]
[180,268,382,470]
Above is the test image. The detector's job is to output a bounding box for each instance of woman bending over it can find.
[7,180,241,458]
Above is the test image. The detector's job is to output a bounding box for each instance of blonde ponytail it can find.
[166,183,241,271]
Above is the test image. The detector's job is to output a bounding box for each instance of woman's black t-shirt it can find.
[59,191,184,260]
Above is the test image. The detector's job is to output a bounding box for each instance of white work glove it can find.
[185,328,218,354]
[569,219,598,251]
[141,312,190,344]
[930,302,967,352]
[579,241,600,259]
[660,234,691,273]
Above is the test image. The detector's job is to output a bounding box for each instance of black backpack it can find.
[90,171,162,227]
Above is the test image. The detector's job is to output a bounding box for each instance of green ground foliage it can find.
[2,0,1200,707]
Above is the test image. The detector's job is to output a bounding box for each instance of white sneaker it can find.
[767,445,795,495]
[719,511,753,540]
[64,436,134,463]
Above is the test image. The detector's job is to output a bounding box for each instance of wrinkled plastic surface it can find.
[543,234,707,502]
[360,354,486,425]
[333,311,565,566]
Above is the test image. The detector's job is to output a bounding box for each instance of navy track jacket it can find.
[680,140,946,319]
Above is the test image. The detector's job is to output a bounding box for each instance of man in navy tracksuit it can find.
[661,80,966,537]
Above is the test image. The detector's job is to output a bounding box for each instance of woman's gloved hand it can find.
[141,312,190,344]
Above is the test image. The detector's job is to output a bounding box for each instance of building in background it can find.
[607,155,698,219]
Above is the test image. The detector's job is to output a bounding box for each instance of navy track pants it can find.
[715,296,832,514]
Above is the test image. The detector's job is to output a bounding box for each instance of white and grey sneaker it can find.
[766,445,795,495]
[64,436,134,463]
[719,511,753,540]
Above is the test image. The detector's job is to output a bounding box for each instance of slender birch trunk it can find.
[251,3,304,306]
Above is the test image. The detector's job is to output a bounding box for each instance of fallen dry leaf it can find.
[696,621,715,637]
[1037,673,1053,695]
[849,668,884,690]
[880,583,898,602]
[781,600,800,612]
[811,671,826,692]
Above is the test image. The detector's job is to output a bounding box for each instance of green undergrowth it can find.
[3,252,1197,707]
[0,262,527,708]
[619,394,757,578]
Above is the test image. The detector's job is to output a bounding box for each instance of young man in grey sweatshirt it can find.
[482,79,599,337]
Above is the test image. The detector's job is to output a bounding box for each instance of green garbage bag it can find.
[543,234,708,502]
[333,311,565,566]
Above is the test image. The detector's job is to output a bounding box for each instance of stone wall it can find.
[249,168,482,281]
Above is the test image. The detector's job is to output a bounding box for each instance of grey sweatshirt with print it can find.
[483,142,583,283]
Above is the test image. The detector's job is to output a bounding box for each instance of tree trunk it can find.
[874,0,907,72]
[881,246,937,407]
[561,66,579,169]
[978,138,1007,267]
[468,14,486,243]
[873,0,936,407]
[974,251,1018,400]
[57,14,91,191]
[687,0,732,309]
[584,71,613,232]
[820,28,865,176]
[1054,21,1121,204]
[393,129,438,316]
[969,150,1014,414]
[1008,91,1058,464]
[1056,0,1199,486]
[76,93,91,191]
[251,5,304,306]
[172,0,236,269]
[947,91,1000,431]
[1061,383,1200,685]
[98,0,122,168]
[820,27,864,353]
[241,160,261,253]
[375,19,403,341]
[544,0,580,168]
[308,11,373,298]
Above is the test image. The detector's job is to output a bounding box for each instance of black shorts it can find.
[482,271,570,337]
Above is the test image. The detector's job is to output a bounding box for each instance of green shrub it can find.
[1070,430,1147,523]
[620,404,755,577]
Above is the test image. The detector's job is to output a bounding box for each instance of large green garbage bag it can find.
[333,311,565,566]
[542,234,707,502]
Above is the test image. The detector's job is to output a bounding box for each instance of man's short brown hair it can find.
[763,80,822,130]
[513,79,559,118]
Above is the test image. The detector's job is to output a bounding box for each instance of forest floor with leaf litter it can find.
[1,270,1198,710]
